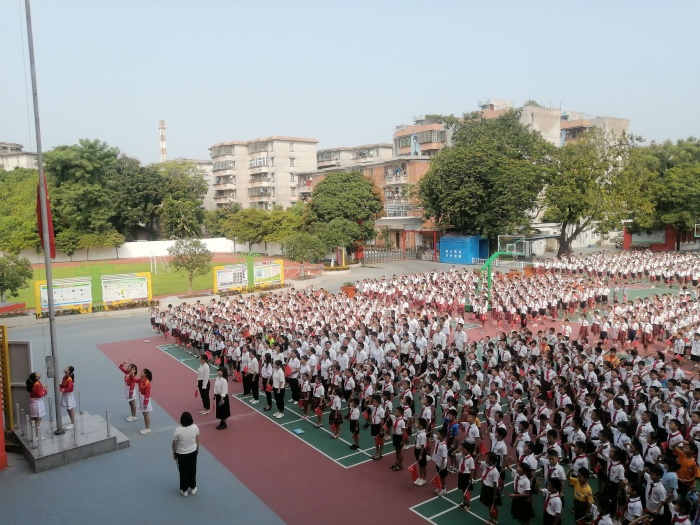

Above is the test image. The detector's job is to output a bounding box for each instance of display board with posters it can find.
[213,265,248,294]
[253,260,284,288]
[101,272,152,307]
[35,277,93,314]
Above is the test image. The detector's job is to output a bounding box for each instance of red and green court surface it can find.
[98,338,608,525]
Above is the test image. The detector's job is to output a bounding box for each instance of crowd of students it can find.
[148,250,700,524]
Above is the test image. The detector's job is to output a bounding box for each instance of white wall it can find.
[7,238,285,264]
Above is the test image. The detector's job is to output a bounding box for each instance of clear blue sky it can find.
[2,0,698,164]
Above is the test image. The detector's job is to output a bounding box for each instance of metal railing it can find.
[472,257,525,268]
[363,247,420,264]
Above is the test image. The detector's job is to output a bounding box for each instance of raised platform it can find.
[13,412,130,472]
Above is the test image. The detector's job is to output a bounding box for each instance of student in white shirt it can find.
[196,355,211,415]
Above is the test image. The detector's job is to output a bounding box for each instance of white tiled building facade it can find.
[208,136,317,210]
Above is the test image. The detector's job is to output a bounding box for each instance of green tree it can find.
[313,217,365,252]
[167,238,212,293]
[280,232,328,278]
[43,139,123,253]
[0,254,33,302]
[222,208,268,249]
[543,128,653,256]
[307,171,382,243]
[160,197,203,239]
[263,207,304,243]
[419,110,552,248]
[203,203,242,237]
[79,231,126,259]
[626,137,700,249]
[0,168,41,252]
[153,160,208,238]
[108,158,166,240]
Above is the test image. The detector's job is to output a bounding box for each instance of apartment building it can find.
[0,142,37,170]
[392,100,629,156]
[298,156,436,250]
[175,158,215,210]
[393,117,453,157]
[317,143,393,170]
[208,136,318,210]
[478,98,630,146]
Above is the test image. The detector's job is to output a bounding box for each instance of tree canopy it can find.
[167,238,212,293]
[0,254,33,302]
[280,232,328,277]
[419,109,553,245]
[307,171,382,243]
[543,128,654,255]
[0,168,41,253]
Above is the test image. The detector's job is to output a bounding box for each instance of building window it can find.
[290,157,295,167]
[291,187,296,196]
[289,143,294,152]
[290,173,296,182]
[270,157,274,166]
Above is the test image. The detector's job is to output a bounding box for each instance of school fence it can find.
[363,247,420,264]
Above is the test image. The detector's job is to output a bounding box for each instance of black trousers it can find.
[274,387,285,413]
[262,377,272,407]
[243,373,251,395]
[288,377,300,402]
[176,450,198,491]
[251,374,259,401]
[197,381,210,410]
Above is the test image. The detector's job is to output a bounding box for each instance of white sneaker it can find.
[64,424,74,430]
[250,400,259,404]
[180,490,188,497]
[273,412,280,417]
[437,489,446,496]
[413,479,421,485]
[275,413,284,419]
[140,428,151,435]
[418,479,426,486]
[126,416,137,422]
[190,487,197,495]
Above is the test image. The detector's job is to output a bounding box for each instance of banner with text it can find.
[101,272,152,307]
[35,277,93,314]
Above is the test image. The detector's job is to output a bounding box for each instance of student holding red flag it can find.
[478,451,501,510]
[413,417,429,486]
[432,427,449,495]
[455,440,475,511]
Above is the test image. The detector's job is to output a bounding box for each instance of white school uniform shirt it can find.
[541,489,562,516]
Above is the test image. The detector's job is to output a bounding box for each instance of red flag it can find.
[194,389,199,398]
[36,174,56,259]
[463,490,471,504]
[408,462,419,482]
[431,474,442,491]
[489,504,498,520]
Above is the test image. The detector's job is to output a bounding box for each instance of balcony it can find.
[317,158,340,169]
[249,164,269,174]
[249,173,272,184]
[385,173,408,185]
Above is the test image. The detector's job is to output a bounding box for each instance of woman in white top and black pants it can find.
[196,355,210,415]
[272,360,286,419]
[214,367,230,430]
[260,354,274,411]
[172,411,200,497]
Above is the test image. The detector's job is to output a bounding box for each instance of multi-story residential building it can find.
[478,98,630,146]
[297,156,437,251]
[0,142,37,170]
[317,143,393,170]
[393,117,453,157]
[560,112,630,145]
[208,136,318,210]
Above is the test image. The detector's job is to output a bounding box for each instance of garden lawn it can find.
[13,261,219,310]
